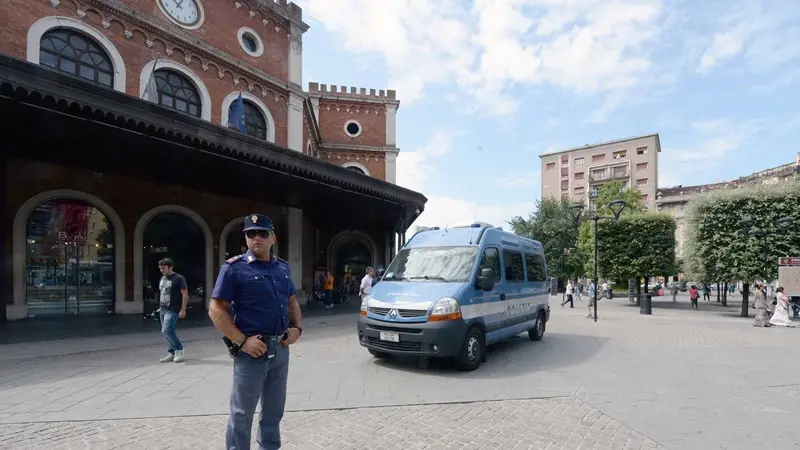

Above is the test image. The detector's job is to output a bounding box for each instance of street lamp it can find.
[568,199,626,322]
[737,216,795,316]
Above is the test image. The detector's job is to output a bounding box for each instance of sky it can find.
[295,0,800,232]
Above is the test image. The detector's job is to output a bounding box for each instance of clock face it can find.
[158,0,201,27]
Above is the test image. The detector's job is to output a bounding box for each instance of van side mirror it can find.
[476,268,495,291]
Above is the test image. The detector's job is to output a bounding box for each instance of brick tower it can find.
[307,82,399,183]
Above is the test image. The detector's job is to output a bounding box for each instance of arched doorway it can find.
[24,199,115,316]
[142,213,205,313]
[327,231,378,295]
[335,240,372,294]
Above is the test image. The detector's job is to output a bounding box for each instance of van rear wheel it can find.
[455,327,484,371]
[528,311,546,341]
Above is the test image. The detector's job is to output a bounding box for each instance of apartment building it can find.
[657,154,800,257]
[539,134,661,210]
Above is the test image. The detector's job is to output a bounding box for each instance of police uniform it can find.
[212,213,296,450]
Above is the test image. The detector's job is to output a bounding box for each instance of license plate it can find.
[379,331,399,342]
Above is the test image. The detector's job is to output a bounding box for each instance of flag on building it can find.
[228,92,246,132]
[143,60,160,103]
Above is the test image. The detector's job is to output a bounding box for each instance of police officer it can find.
[209,213,303,450]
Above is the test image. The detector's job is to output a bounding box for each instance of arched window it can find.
[39,28,114,87]
[229,100,267,140]
[346,166,366,175]
[154,69,202,117]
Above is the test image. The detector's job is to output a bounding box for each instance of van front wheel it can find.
[455,327,484,371]
[528,311,546,341]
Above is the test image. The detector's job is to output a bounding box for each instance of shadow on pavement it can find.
[371,332,608,379]
[0,297,363,345]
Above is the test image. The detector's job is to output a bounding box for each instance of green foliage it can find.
[509,197,586,279]
[595,181,647,217]
[578,213,676,281]
[684,183,800,283]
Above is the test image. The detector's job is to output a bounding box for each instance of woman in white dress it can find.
[769,287,794,327]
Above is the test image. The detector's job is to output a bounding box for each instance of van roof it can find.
[404,225,543,251]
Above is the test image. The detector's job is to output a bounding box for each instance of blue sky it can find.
[296,0,800,230]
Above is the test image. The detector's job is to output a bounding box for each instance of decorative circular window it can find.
[157,0,205,30]
[344,120,362,137]
[237,27,264,57]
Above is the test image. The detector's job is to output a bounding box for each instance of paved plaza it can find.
[0,295,798,449]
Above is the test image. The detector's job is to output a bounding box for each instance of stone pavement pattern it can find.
[0,294,798,449]
[1,397,663,450]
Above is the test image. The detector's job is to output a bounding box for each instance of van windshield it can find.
[383,246,478,283]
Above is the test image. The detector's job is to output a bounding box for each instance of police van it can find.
[357,223,550,371]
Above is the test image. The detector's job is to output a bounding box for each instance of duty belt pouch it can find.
[259,335,278,359]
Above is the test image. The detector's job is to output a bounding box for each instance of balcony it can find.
[589,170,628,182]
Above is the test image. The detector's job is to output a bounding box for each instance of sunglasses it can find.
[245,230,272,239]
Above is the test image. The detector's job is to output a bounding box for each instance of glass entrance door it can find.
[26,199,115,317]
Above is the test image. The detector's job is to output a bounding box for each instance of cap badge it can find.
[251,214,258,223]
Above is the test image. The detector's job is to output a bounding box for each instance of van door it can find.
[501,249,527,329]
[468,246,503,333]
[524,251,548,321]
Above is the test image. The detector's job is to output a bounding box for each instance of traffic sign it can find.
[778,257,800,266]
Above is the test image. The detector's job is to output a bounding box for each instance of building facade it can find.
[0,0,425,321]
[656,155,800,258]
[539,134,661,210]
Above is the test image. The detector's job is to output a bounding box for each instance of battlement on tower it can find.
[308,82,398,103]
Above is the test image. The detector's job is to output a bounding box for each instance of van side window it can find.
[478,247,501,281]
[502,250,525,282]
[525,253,546,282]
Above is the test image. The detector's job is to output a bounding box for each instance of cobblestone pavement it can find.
[0,296,798,449]
[0,397,664,450]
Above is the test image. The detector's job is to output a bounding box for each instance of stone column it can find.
[385,151,397,184]
[385,104,397,147]
[286,207,303,294]
[287,93,304,152]
[288,25,303,86]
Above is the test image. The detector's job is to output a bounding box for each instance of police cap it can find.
[243,213,274,231]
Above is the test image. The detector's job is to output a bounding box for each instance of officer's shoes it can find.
[173,350,186,363]
[159,353,175,363]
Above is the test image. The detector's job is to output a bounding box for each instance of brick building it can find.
[0,0,425,321]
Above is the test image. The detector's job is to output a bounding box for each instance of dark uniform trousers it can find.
[227,341,290,450]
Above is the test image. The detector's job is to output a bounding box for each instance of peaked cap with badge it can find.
[243,213,274,231]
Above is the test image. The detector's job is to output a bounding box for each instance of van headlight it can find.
[429,297,462,321]
[360,295,371,316]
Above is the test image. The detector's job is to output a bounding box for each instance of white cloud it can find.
[696,2,800,74]
[495,171,541,188]
[298,0,667,114]
[396,131,534,235]
[659,118,764,187]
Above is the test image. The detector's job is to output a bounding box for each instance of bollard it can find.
[640,293,652,315]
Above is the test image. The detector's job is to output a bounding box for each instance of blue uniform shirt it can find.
[211,250,296,336]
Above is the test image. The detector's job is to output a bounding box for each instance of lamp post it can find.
[737,216,795,316]
[569,200,626,322]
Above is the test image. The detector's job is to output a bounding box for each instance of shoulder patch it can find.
[226,255,243,264]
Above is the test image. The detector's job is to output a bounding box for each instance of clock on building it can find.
[157,0,204,29]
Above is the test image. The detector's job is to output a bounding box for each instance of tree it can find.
[579,213,676,288]
[509,197,585,280]
[683,183,800,317]
[595,181,647,217]
[576,181,650,283]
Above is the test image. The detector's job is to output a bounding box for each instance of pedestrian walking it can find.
[689,285,699,310]
[208,213,304,450]
[587,280,596,319]
[561,280,574,308]
[156,258,188,363]
[752,282,771,327]
[359,267,375,301]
